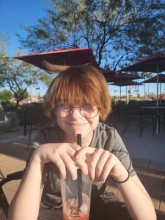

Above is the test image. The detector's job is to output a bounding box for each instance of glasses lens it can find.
[80,104,98,119]
[54,104,71,117]
[54,104,98,118]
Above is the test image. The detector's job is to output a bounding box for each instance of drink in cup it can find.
[61,171,92,220]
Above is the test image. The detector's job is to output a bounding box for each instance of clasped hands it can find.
[33,143,128,183]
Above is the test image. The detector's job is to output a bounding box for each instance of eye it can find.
[59,104,70,111]
[82,104,94,112]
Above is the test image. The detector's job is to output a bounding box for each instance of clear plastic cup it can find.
[61,170,92,220]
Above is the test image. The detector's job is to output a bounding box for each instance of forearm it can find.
[117,176,156,220]
[8,156,44,220]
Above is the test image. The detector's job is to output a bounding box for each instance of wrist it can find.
[30,150,45,169]
[111,170,130,184]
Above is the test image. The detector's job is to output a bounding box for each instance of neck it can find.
[64,132,93,147]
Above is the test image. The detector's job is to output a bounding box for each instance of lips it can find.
[67,122,87,127]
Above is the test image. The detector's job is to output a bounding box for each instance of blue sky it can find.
[0,0,50,96]
[0,0,49,56]
[0,0,162,97]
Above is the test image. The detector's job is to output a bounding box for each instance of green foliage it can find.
[0,90,13,102]
[0,47,52,107]
[1,101,16,111]
[18,0,165,70]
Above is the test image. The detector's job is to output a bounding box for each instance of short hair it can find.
[43,64,111,121]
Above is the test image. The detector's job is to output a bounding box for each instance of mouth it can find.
[67,122,87,126]
[66,122,88,128]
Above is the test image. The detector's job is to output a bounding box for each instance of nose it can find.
[70,107,82,118]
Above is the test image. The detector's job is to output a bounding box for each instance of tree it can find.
[0,90,13,102]
[0,47,53,107]
[18,0,165,71]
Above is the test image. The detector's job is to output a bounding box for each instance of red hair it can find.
[44,64,111,121]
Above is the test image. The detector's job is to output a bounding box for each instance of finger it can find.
[74,157,88,175]
[50,154,67,179]
[74,147,94,175]
[70,143,82,151]
[74,146,95,159]
[99,154,116,182]
[87,148,104,181]
[65,144,78,157]
[95,150,110,182]
[60,153,78,180]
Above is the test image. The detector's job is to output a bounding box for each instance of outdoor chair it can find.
[0,169,24,220]
[121,104,156,137]
[23,102,52,149]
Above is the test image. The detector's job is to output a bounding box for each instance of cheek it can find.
[89,115,99,129]
[56,117,65,127]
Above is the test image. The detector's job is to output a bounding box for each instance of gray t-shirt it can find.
[30,122,136,209]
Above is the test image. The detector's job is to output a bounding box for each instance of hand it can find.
[74,147,128,183]
[32,143,84,180]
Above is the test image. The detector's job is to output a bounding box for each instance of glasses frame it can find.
[53,104,99,119]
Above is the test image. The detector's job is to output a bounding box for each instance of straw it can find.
[77,134,82,208]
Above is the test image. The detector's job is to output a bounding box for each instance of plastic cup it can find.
[61,170,92,220]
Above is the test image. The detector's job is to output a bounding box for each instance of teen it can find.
[9,64,156,220]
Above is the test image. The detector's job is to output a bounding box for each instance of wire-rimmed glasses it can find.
[53,104,98,119]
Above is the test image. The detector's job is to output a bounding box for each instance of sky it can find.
[0,0,163,98]
[0,0,49,56]
[0,0,50,96]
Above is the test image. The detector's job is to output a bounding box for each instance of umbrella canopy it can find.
[100,68,116,82]
[113,72,142,82]
[141,74,165,100]
[122,54,165,73]
[14,48,98,72]
[111,80,142,86]
[141,74,165,83]
[121,54,165,108]
[106,71,142,83]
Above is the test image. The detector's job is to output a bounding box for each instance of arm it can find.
[8,142,81,220]
[8,155,44,220]
[116,172,156,220]
[74,147,156,220]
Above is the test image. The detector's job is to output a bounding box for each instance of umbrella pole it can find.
[156,63,159,108]
[156,63,159,134]
[160,83,161,104]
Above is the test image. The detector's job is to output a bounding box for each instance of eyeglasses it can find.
[53,104,98,119]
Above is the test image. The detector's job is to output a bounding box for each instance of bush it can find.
[1,101,17,111]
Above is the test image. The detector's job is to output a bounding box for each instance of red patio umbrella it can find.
[111,80,142,86]
[100,68,116,82]
[141,73,165,83]
[142,74,165,100]
[113,72,142,82]
[121,54,165,108]
[15,48,118,82]
[14,48,98,72]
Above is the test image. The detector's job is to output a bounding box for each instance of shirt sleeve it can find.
[104,128,136,177]
[26,129,49,186]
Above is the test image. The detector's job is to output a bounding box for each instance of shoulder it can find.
[92,122,122,150]
[94,122,120,141]
[33,123,64,144]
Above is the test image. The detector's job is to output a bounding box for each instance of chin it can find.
[71,131,86,139]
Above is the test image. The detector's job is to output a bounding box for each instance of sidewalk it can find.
[0,124,165,211]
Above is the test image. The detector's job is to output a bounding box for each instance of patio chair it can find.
[0,169,24,220]
[23,102,52,149]
[121,103,155,137]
